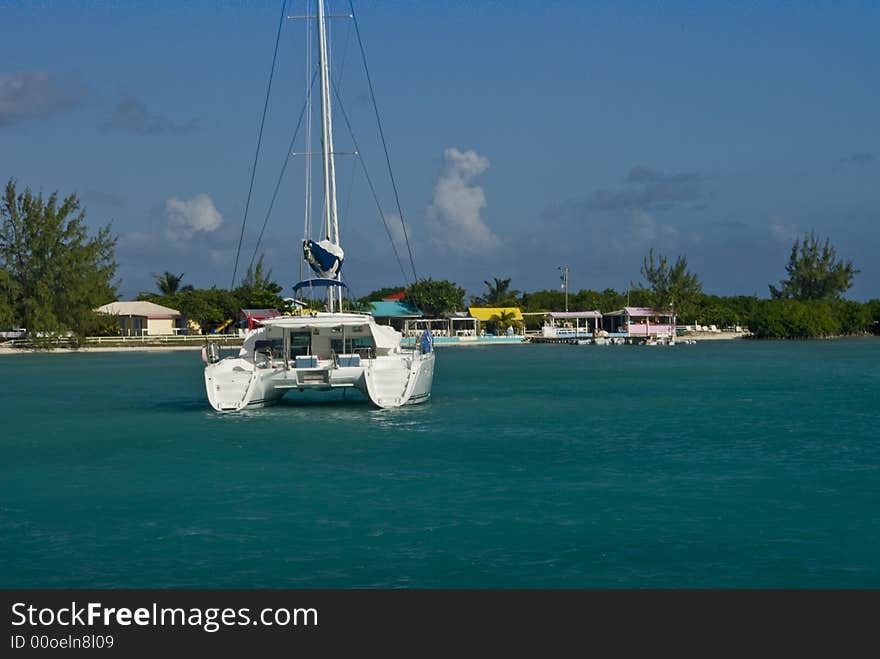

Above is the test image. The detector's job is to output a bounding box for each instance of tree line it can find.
[1,179,878,342]
[0,180,287,341]
[1,180,117,344]
[375,234,878,338]
[136,257,286,334]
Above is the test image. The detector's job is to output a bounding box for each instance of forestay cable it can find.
[247,70,318,273]
[349,0,418,282]
[332,80,410,284]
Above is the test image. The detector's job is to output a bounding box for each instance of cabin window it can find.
[330,336,374,355]
[289,332,311,358]
[254,339,284,358]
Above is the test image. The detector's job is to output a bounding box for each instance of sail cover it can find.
[303,239,344,279]
[419,329,434,354]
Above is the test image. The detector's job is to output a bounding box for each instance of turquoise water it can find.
[1,339,879,588]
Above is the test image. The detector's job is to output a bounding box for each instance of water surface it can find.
[2,339,878,587]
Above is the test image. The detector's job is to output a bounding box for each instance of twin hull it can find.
[204,353,434,411]
[203,315,434,411]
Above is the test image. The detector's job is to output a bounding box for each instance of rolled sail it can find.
[303,239,344,279]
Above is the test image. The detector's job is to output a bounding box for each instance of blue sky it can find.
[2,0,878,300]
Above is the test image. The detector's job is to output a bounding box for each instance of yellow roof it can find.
[468,307,523,321]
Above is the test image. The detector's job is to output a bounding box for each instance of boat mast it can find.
[316,0,341,311]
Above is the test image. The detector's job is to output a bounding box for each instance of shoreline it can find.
[3,332,876,355]
[680,331,751,341]
[0,344,208,355]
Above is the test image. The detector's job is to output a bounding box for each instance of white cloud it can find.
[0,71,88,126]
[163,194,223,241]
[610,210,679,252]
[768,215,799,243]
[427,147,498,252]
[101,95,197,135]
[383,211,413,255]
[208,248,239,267]
[629,209,658,244]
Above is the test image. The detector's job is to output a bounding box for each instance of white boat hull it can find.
[203,313,435,411]
[205,353,434,411]
[203,5,431,414]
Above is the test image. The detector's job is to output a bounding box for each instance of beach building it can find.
[403,313,477,338]
[399,309,526,345]
[539,311,603,339]
[95,300,182,336]
[468,307,525,337]
[403,316,459,338]
[447,311,478,337]
[602,307,675,342]
[367,300,422,332]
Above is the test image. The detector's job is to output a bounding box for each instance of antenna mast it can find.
[316,0,341,311]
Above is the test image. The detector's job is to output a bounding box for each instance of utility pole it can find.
[558,265,569,312]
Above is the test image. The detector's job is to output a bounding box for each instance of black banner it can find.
[2,590,877,654]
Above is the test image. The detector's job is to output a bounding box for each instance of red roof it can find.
[241,308,281,330]
[382,291,407,301]
[241,308,280,318]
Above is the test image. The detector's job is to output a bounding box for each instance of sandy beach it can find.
[0,344,210,355]
[681,331,751,341]
[0,332,751,355]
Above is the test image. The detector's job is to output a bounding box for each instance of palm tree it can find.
[154,271,186,295]
[489,309,522,334]
[477,277,520,306]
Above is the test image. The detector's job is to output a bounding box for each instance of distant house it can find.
[467,307,525,336]
[540,311,603,338]
[368,300,422,331]
[241,308,282,331]
[95,301,182,336]
[602,307,675,338]
[446,311,478,337]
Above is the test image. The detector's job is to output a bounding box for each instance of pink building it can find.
[602,307,675,339]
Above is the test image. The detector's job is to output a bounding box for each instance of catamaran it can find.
[203,0,435,411]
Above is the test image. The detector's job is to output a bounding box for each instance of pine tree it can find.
[236,255,284,309]
[0,179,118,341]
[770,231,858,300]
[640,248,702,313]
